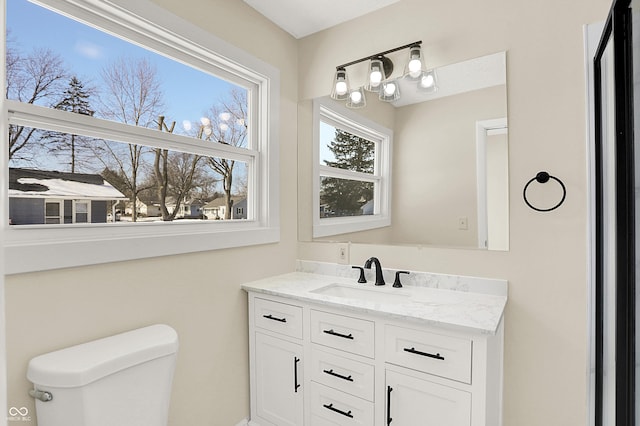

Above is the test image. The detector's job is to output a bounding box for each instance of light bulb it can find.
[369,70,383,87]
[384,82,397,96]
[219,112,231,121]
[335,81,348,96]
[420,73,435,88]
[200,117,211,126]
[220,123,229,132]
[350,90,362,104]
[408,59,422,78]
[182,120,192,131]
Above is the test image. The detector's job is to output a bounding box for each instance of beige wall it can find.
[4,1,298,425]
[392,85,507,246]
[298,1,610,426]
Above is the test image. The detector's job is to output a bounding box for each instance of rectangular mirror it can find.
[298,51,509,250]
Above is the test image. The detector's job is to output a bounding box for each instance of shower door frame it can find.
[593,0,636,424]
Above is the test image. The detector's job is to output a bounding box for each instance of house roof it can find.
[9,168,127,200]
[204,196,246,209]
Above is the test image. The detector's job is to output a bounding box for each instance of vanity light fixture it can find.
[405,44,424,79]
[379,80,400,102]
[365,56,393,92]
[418,69,438,93]
[331,67,350,101]
[346,86,366,109]
[331,40,436,107]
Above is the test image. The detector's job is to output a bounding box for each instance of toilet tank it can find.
[27,324,178,426]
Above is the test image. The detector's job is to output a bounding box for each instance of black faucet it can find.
[364,257,385,286]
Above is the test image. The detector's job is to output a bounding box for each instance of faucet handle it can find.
[352,266,367,283]
[393,271,410,288]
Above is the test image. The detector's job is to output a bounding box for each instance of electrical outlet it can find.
[458,216,468,230]
[337,243,349,265]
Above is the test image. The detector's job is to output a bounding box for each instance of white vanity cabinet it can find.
[254,333,303,426]
[245,275,505,426]
[385,369,471,425]
[250,297,305,426]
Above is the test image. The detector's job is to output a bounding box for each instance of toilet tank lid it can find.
[27,324,178,388]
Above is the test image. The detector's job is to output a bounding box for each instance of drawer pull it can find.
[323,403,353,418]
[403,347,445,360]
[323,368,354,382]
[294,357,301,393]
[323,329,354,340]
[263,314,287,323]
[387,385,393,425]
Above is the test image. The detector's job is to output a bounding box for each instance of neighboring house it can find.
[124,197,206,219]
[165,198,206,219]
[124,197,162,217]
[203,197,247,220]
[360,200,374,216]
[139,200,162,217]
[319,203,333,218]
[8,168,128,225]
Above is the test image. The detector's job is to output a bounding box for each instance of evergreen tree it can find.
[44,76,95,172]
[321,129,374,216]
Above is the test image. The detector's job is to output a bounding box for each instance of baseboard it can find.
[234,418,249,426]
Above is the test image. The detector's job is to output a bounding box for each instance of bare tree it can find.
[97,57,164,221]
[153,116,209,221]
[99,57,163,127]
[199,88,248,219]
[7,45,69,161]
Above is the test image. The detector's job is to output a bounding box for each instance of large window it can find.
[2,0,280,273]
[313,99,392,238]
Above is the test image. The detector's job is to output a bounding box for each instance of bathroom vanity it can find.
[242,264,507,426]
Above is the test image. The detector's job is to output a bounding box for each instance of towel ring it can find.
[523,171,566,212]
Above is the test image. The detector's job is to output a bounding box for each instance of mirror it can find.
[298,52,509,250]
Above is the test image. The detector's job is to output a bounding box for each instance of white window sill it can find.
[313,215,390,239]
[4,223,279,274]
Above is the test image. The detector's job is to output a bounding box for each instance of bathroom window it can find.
[313,99,392,238]
[2,0,280,273]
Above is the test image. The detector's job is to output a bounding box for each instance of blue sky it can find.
[7,0,238,135]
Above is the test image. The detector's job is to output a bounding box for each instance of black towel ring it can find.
[523,171,566,212]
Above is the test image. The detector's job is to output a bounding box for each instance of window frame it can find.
[1,0,280,274]
[312,98,392,238]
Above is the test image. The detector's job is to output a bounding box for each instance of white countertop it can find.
[242,271,507,335]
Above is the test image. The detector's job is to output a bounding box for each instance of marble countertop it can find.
[242,271,507,335]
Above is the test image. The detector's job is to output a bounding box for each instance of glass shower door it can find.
[594,0,637,424]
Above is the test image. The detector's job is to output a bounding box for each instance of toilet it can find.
[27,324,178,426]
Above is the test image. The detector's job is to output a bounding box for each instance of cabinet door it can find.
[386,370,471,426]
[255,333,304,426]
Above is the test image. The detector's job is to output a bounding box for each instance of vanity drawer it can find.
[310,346,375,401]
[385,325,472,384]
[310,310,374,358]
[310,382,374,426]
[254,297,303,339]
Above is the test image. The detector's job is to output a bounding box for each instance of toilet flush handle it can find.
[29,389,53,402]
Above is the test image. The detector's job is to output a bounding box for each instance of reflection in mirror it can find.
[299,51,508,250]
[311,101,392,238]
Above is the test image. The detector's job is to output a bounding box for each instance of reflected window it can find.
[313,99,392,238]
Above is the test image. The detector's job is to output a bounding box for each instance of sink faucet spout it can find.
[364,257,385,286]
